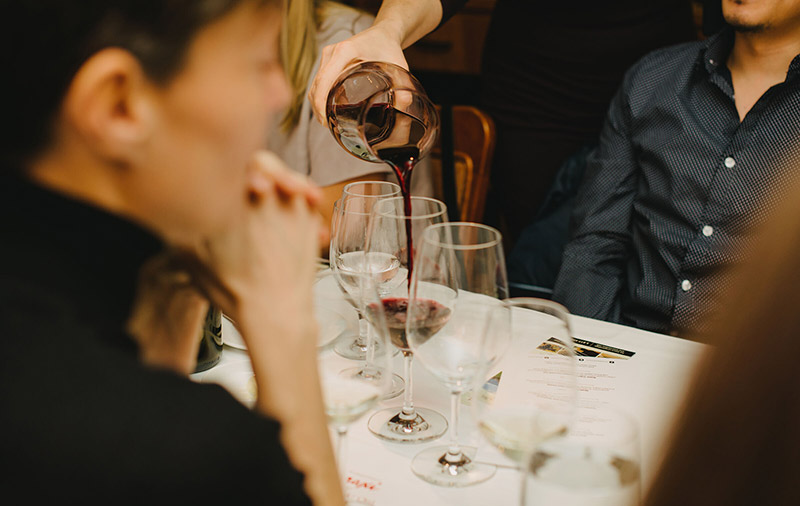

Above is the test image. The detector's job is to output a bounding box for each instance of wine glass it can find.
[330,192,405,400]
[342,180,401,200]
[314,271,394,505]
[405,222,509,486]
[330,181,400,361]
[525,406,641,506]
[473,298,577,503]
[365,196,449,443]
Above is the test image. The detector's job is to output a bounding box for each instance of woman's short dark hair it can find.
[0,0,276,171]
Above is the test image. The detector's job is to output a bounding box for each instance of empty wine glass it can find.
[342,180,401,200]
[365,196,449,443]
[526,407,641,506]
[473,298,577,503]
[330,181,400,361]
[330,191,405,400]
[315,272,394,505]
[406,222,510,487]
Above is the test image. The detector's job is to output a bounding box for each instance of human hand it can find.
[186,151,326,331]
[308,23,408,125]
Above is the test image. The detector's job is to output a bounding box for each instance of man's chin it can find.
[726,17,769,33]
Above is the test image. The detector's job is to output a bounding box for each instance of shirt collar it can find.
[701,27,735,76]
[701,26,800,81]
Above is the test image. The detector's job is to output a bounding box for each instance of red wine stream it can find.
[367,107,426,282]
[333,102,427,283]
[388,159,415,280]
[340,103,438,344]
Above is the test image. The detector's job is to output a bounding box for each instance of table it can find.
[191,271,708,505]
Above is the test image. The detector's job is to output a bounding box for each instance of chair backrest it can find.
[429,105,496,223]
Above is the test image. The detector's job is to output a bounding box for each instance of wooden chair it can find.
[429,105,496,223]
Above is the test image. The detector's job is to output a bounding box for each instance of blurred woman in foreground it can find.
[0,1,341,504]
[645,173,800,505]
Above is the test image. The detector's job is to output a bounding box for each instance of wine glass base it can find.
[384,373,405,400]
[339,366,405,400]
[333,333,400,361]
[345,497,373,506]
[411,445,496,487]
[367,406,447,443]
[333,333,367,360]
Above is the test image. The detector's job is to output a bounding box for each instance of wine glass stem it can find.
[355,315,368,348]
[446,390,463,459]
[400,352,416,419]
[519,460,528,506]
[335,426,349,485]
[363,320,375,367]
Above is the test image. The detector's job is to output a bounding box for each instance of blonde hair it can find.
[280,0,321,132]
[280,1,367,131]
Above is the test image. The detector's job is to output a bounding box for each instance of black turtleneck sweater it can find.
[0,174,310,505]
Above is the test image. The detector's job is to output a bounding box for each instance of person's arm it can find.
[189,151,342,506]
[551,71,640,323]
[308,0,467,123]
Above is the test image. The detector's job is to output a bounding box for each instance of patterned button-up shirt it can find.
[552,28,800,336]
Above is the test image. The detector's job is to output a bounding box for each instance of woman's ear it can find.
[61,47,156,166]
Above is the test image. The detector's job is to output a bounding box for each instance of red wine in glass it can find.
[375,297,452,352]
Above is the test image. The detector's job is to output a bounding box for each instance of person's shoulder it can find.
[317,1,375,43]
[615,38,708,115]
[624,39,706,88]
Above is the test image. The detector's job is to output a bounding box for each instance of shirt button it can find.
[702,225,714,237]
[724,156,736,169]
[681,279,692,291]
[709,58,716,65]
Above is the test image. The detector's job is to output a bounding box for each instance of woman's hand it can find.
[184,150,343,506]
[308,0,445,124]
[308,22,408,124]
[187,150,326,327]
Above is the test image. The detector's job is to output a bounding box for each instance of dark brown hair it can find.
[0,0,276,171]
[644,176,800,504]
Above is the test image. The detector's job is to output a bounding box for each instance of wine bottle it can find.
[194,307,223,373]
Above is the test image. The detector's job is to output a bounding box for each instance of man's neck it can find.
[727,28,800,120]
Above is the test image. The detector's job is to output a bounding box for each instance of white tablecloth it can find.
[191,272,708,505]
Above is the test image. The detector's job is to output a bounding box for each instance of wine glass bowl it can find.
[331,197,400,312]
[472,298,577,503]
[526,407,641,506]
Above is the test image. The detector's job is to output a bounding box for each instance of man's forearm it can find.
[552,240,627,322]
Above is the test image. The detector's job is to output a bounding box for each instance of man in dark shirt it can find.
[479,0,696,247]
[0,1,342,504]
[552,0,800,336]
